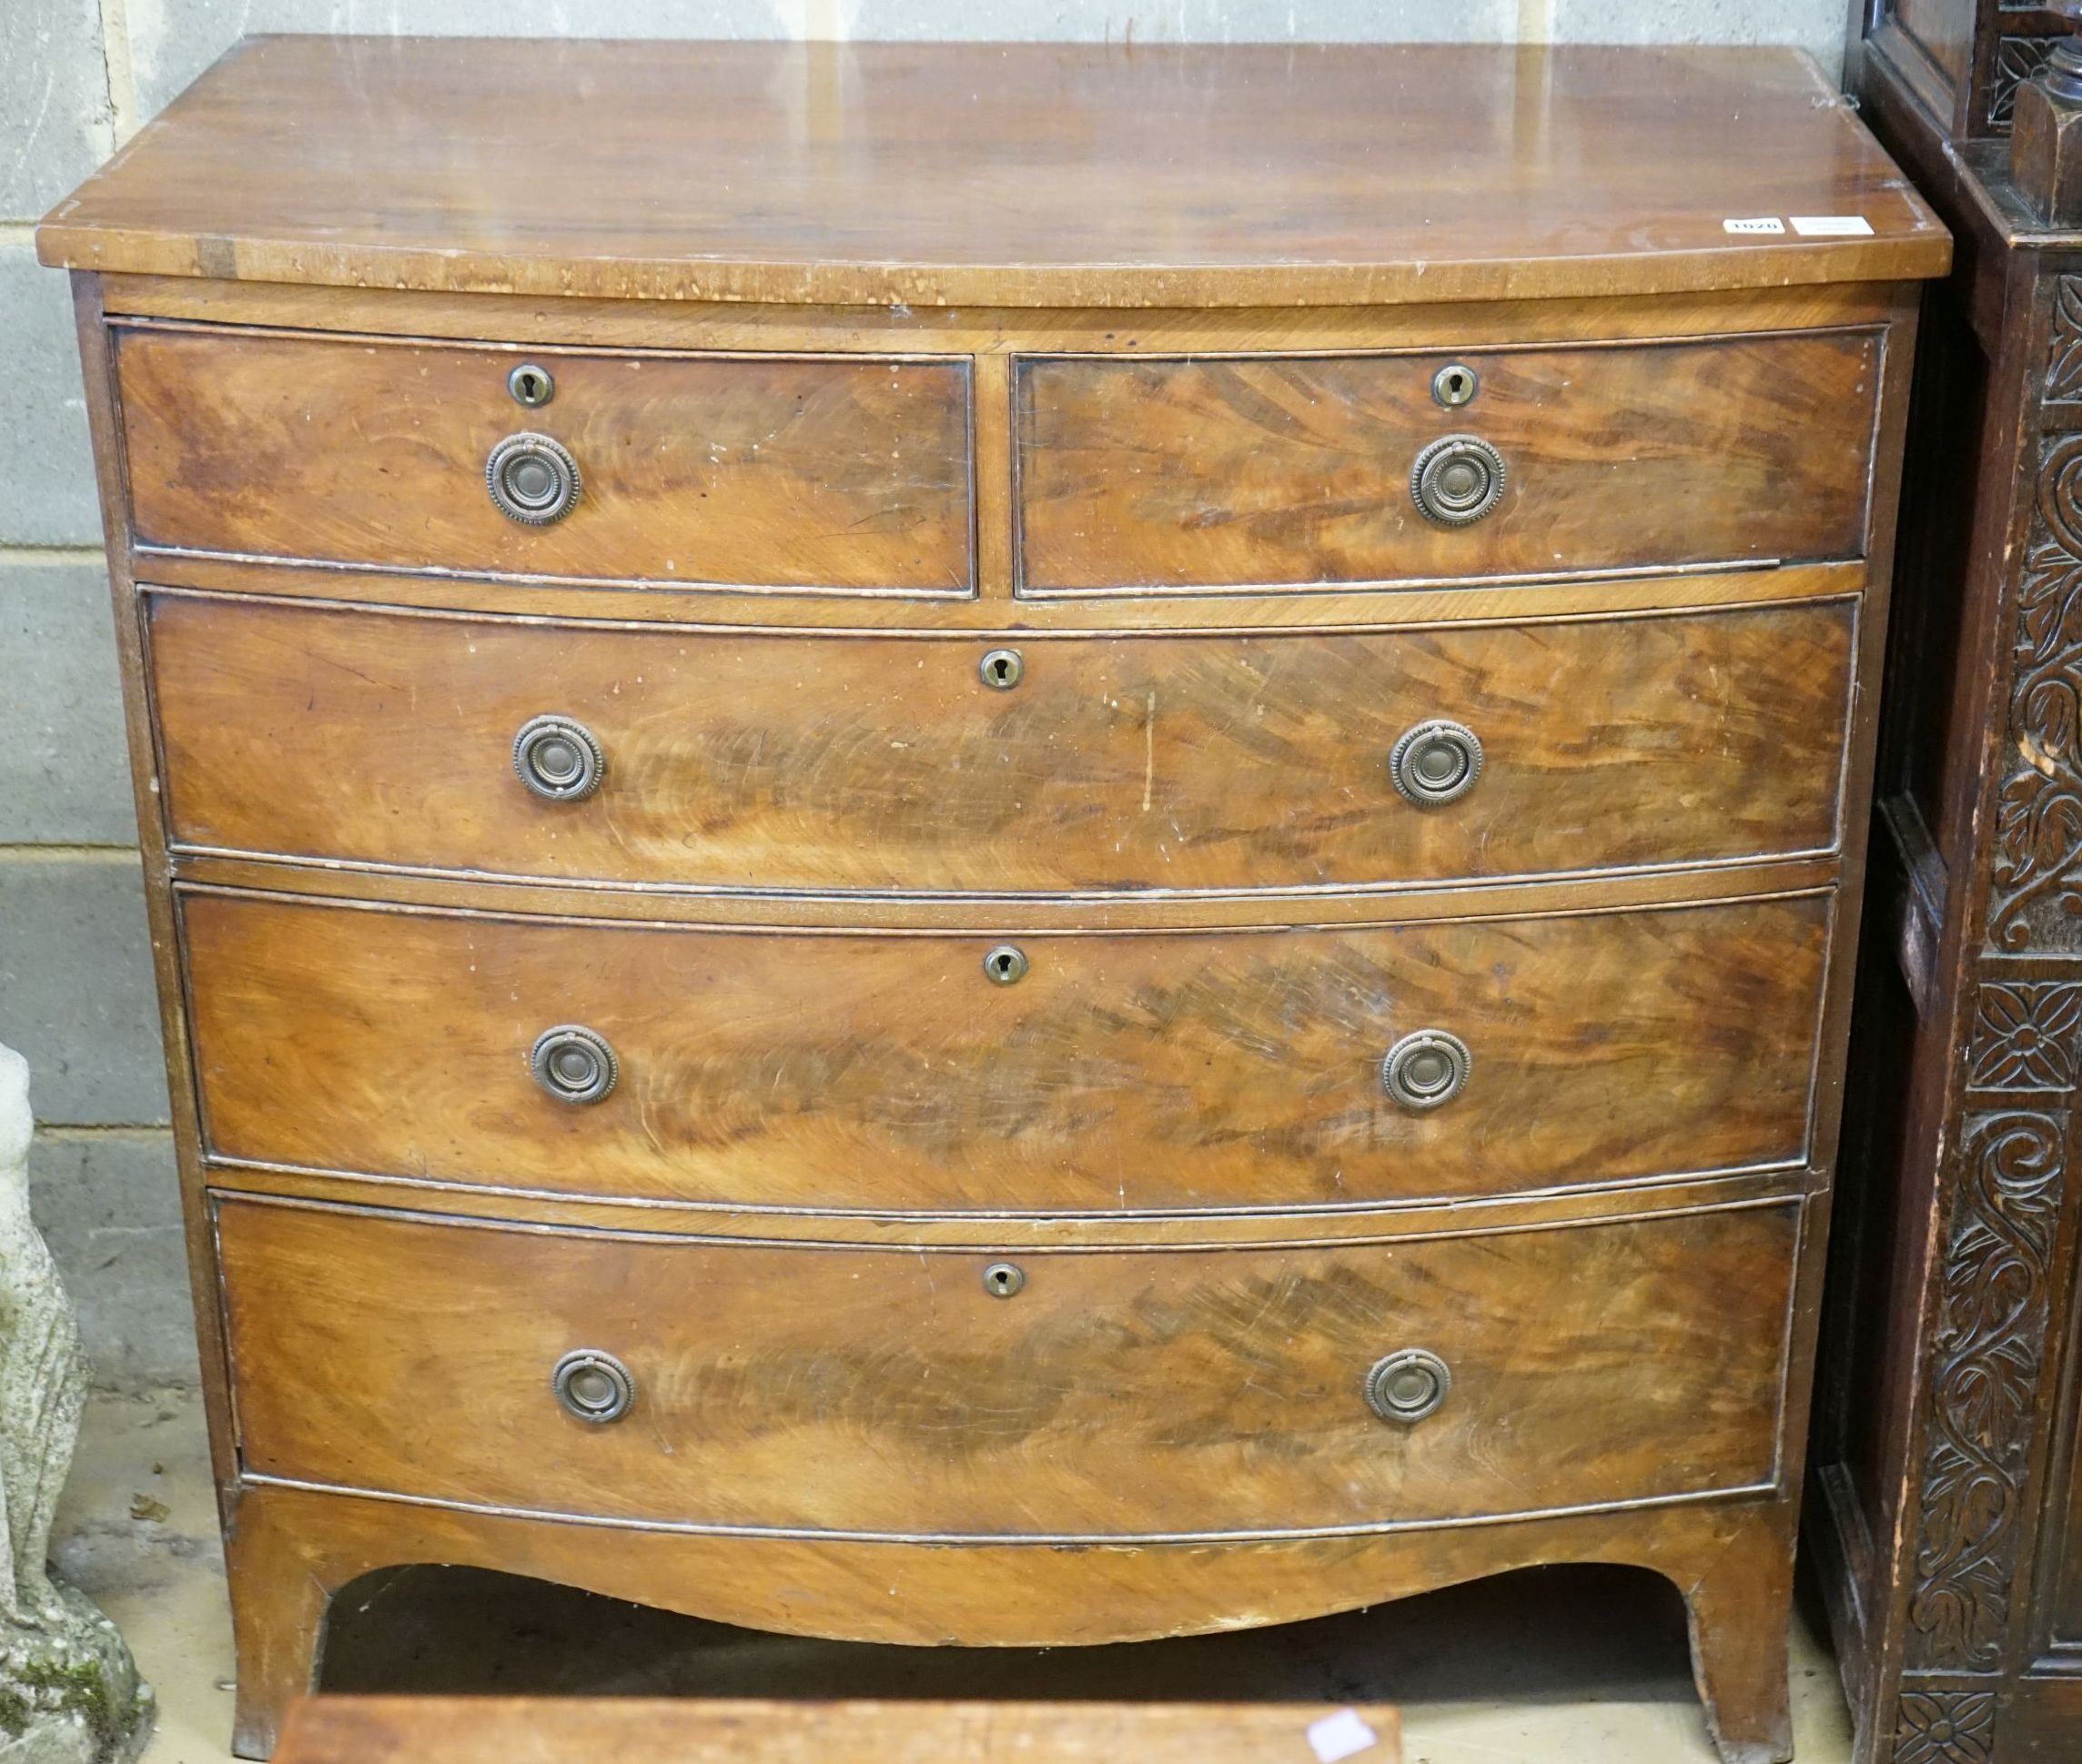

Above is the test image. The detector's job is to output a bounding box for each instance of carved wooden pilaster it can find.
[1887,269,2082,1763]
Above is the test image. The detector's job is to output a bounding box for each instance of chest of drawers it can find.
[37,36,1948,1763]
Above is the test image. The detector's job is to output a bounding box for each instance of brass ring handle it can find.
[513,714,604,801]
[1365,1348,1452,1424]
[531,1024,619,1105]
[487,431,581,525]
[1381,1029,1471,1111]
[1411,434,1505,527]
[551,1349,635,1424]
[1390,720,1482,807]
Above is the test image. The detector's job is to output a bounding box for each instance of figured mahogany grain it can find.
[216,1194,1794,1537]
[147,594,1857,894]
[39,38,1942,1764]
[1016,335,1880,591]
[181,891,1828,1214]
[114,324,973,591]
[272,1698,1405,1764]
[35,38,1947,305]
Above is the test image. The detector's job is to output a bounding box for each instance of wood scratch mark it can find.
[1142,689,1157,811]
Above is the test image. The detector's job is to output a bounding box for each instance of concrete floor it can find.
[50,1387,1860,1764]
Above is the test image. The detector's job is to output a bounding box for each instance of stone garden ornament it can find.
[0,1043,152,1763]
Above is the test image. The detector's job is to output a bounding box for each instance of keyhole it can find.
[509,363,555,408]
[983,1261,1026,1297]
[980,648,1024,690]
[1431,363,1478,408]
[984,944,1029,986]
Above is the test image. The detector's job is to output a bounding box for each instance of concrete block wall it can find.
[1,0,1849,1389]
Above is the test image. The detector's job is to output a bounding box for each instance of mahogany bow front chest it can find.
[37,37,1947,1762]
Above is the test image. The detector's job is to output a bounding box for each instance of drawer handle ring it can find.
[531,1024,619,1105]
[551,1349,636,1424]
[487,431,581,525]
[513,714,605,801]
[1365,1348,1452,1425]
[1381,1029,1471,1111]
[1390,720,1482,807]
[1411,434,1505,527]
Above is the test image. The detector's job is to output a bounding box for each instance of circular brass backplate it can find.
[530,1024,619,1105]
[1365,1348,1451,1424]
[1411,434,1505,527]
[487,430,581,525]
[513,714,605,801]
[551,1348,636,1423]
[1390,719,1483,807]
[1380,1029,1471,1111]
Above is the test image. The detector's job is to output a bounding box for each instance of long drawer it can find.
[217,1195,1797,1537]
[147,592,1856,893]
[113,323,975,592]
[1015,333,1880,592]
[183,890,1828,1213]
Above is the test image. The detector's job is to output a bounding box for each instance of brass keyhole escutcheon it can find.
[1431,363,1478,408]
[984,944,1029,986]
[983,1261,1026,1298]
[980,648,1025,690]
[508,362,556,408]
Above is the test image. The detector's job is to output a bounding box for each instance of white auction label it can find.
[1789,215,1875,236]
[1723,217,1786,234]
[1305,1708,1380,1763]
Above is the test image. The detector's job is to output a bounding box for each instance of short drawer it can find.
[1016,334,1879,592]
[113,323,973,593]
[217,1196,1796,1537]
[147,593,1856,892]
[184,891,1827,1213]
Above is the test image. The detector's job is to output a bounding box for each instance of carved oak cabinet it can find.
[36,38,1946,1763]
[1812,5,2082,1763]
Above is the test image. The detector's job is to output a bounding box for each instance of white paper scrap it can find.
[1789,215,1875,236]
[1305,1708,1380,1763]
[1723,217,1786,234]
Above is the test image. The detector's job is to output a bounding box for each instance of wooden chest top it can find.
[35,35,1946,306]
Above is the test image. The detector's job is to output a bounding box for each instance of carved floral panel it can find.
[1894,1688,1998,1764]
[1905,1111,2065,1670]
[1991,435,2082,951]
